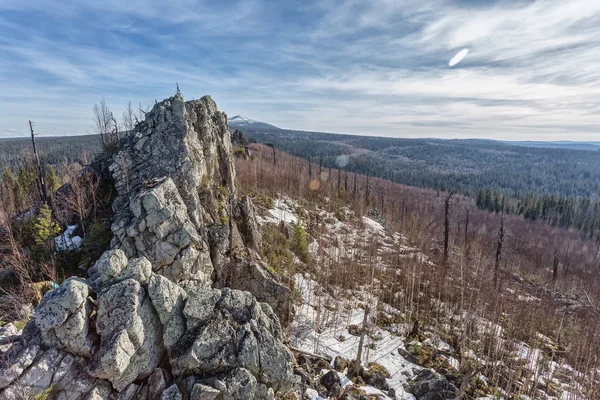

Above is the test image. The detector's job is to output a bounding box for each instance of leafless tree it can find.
[122,101,135,133]
[93,98,118,150]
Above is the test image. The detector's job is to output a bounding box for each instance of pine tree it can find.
[34,204,61,246]
[46,165,60,193]
[293,217,309,263]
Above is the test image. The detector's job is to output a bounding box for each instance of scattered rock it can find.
[406,369,458,400]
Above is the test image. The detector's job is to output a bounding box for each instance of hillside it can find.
[233,125,600,199]
[236,143,600,399]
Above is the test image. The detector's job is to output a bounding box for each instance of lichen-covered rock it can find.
[88,278,165,391]
[148,274,187,349]
[33,278,88,332]
[171,288,295,391]
[226,260,291,325]
[191,383,220,400]
[0,344,39,389]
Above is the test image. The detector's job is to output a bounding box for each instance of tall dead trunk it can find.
[365,176,370,206]
[344,171,348,194]
[464,209,470,248]
[29,120,49,206]
[552,248,559,283]
[563,239,572,278]
[443,193,453,265]
[319,155,323,176]
[494,213,505,289]
[352,305,370,376]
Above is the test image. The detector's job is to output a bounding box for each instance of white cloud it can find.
[0,0,598,140]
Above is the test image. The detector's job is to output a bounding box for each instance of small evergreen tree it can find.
[293,218,309,263]
[46,165,60,193]
[34,204,61,246]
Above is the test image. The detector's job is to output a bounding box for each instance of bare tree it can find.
[93,98,118,150]
[122,101,135,133]
[57,170,100,237]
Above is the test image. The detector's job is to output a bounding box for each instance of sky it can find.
[0,0,599,140]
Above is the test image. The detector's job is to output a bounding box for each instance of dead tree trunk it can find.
[563,239,572,279]
[365,176,370,206]
[337,168,341,192]
[443,193,453,265]
[29,121,49,205]
[464,209,470,249]
[351,305,370,376]
[308,160,312,179]
[344,171,348,193]
[553,248,559,283]
[319,155,323,176]
[494,213,505,289]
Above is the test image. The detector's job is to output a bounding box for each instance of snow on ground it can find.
[54,224,83,251]
[255,196,591,399]
[260,198,299,225]
[291,274,418,400]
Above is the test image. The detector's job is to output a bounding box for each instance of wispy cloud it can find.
[0,0,598,140]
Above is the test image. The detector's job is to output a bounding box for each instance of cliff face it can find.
[0,95,295,399]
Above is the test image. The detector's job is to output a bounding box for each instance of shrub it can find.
[293,218,309,263]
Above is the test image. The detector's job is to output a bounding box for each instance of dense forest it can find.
[235,126,600,239]
[0,135,101,170]
[238,127,600,198]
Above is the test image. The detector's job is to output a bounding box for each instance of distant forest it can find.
[237,126,600,240]
[0,135,101,170]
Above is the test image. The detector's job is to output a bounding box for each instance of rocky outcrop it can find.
[0,250,296,399]
[0,95,296,399]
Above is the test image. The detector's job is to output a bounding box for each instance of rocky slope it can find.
[0,94,296,399]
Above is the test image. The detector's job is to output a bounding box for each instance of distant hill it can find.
[234,125,600,199]
[228,115,280,131]
[505,141,600,151]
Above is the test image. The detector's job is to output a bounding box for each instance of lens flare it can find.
[449,48,469,67]
[309,179,321,191]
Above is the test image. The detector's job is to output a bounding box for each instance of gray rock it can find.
[86,380,113,400]
[406,369,458,400]
[33,278,88,332]
[0,344,39,389]
[148,368,167,400]
[16,348,65,392]
[87,249,129,288]
[225,260,291,325]
[88,279,165,391]
[148,274,187,348]
[3,95,297,400]
[171,289,294,391]
[190,383,221,400]
[162,384,182,400]
[222,368,256,400]
[183,286,221,330]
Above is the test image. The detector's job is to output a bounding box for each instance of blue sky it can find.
[0,0,599,140]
